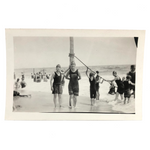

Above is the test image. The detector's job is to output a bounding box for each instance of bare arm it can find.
[129,81,135,86]
[106,77,118,83]
[78,71,81,80]
[65,70,70,80]
[50,73,54,90]
[86,69,90,78]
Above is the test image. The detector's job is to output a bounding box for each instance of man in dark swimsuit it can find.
[65,61,81,108]
[50,64,63,107]
[127,65,136,98]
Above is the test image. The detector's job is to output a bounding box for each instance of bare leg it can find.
[114,92,119,100]
[127,98,130,103]
[124,98,126,104]
[69,95,73,108]
[58,94,62,107]
[91,98,93,106]
[93,98,96,106]
[96,90,100,100]
[73,95,77,108]
[120,94,123,100]
[53,94,57,107]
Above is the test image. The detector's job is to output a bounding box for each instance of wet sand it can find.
[13,90,126,113]
[13,76,135,114]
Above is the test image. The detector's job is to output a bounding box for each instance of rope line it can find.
[74,55,109,82]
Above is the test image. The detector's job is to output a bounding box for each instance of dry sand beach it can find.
[13,71,135,114]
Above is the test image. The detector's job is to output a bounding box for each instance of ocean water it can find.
[14,64,133,79]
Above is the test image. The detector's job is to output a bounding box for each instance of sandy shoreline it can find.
[13,75,135,114]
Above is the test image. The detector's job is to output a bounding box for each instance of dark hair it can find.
[89,72,94,77]
[131,65,135,69]
[113,71,117,74]
[96,71,99,73]
[126,75,132,80]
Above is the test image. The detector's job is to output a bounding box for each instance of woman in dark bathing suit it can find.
[106,71,124,101]
[65,61,81,109]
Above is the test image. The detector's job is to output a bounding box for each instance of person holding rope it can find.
[127,65,136,98]
[65,61,81,109]
[86,68,97,106]
[106,71,124,102]
[95,71,104,100]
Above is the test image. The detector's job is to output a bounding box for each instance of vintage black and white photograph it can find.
[5,29,145,120]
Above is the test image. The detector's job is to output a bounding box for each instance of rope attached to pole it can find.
[74,55,109,82]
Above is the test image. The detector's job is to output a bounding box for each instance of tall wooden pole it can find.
[69,37,75,64]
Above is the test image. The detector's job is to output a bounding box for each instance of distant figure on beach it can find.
[108,81,116,95]
[123,75,135,104]
[33,73,36,82]
[107,71,124,101]
[13,91,31,97]
[46,73,49,79]
[66,61,81,108]
[86,69,96,106]
[20,78,27,88]
[31,73,33,79]
[21,72,25,80]
[36,73,41,82]
[13,90,31,111]
[127,65,136,98]
[14,78,20,91]
[95,71,103,100]
[43,73,48,82]
[50,64,63,107]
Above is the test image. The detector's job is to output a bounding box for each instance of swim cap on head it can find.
[131,65,135,68]
[126,75,132,80]
[90,72,94,77]
[96,71,99,73]
[56,64,61,68]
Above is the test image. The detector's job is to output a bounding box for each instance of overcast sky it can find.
[14,37,137,69]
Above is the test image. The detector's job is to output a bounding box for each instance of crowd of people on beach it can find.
[13,63,136,110]
[31,72,50,82]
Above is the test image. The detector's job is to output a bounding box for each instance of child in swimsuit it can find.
[108,81,116,95]
[123,75,135,104]
[86,69,96,106]
[65,61,81,108]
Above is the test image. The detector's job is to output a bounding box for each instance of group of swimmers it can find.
[106,65,136,104]
[31,72,50,82]
[50,62,136,108]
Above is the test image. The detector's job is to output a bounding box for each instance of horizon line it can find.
[14,63,135,70]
